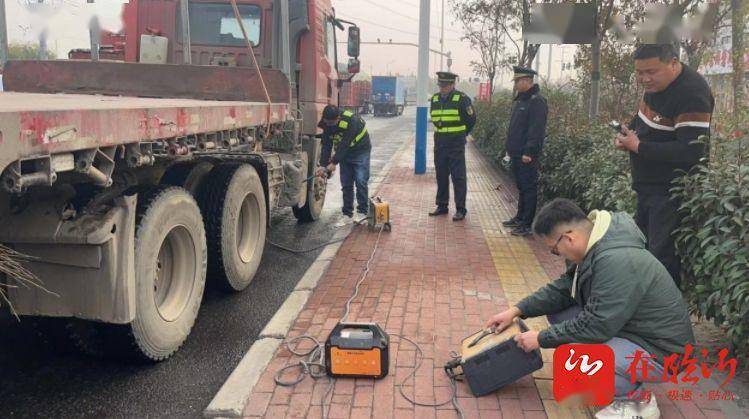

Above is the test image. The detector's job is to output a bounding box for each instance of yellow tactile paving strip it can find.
[465,141,591,419]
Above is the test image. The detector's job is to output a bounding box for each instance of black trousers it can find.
[511,157,539,226]
[434,139,467,210]
[634,191,682,287]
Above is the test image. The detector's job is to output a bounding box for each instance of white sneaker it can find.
[334,215,353,228]
[595,394,660,419]
[353,213,367,224]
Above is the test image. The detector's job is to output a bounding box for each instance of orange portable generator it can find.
[325,322,389,379]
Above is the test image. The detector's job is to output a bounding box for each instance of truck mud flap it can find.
[0,194,136,323]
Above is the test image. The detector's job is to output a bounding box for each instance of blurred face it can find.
[438,82,454,95]
[540,226,589,264]
[514,77,534,93]
[323,117,339,127]
[635,57,680,93]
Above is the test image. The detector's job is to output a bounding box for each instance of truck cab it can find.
[119,0,360,134]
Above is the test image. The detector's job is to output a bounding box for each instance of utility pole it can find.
[589,0,600,118]
[415,0,431,175]
[180,0,191,64]
[440,0,445,71]
[88,1,100,61]
[0,0,8,67]
[38,31,48,60]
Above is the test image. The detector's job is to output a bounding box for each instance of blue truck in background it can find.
[371,76,407,117]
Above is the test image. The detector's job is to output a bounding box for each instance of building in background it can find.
[699,24,749,113]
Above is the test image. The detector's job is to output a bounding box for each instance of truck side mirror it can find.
[347,26,360,58]
[347,58,361,75]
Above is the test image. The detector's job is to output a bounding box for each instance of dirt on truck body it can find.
[0,0,361,361]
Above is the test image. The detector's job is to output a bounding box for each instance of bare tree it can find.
[731,0,747,123]
[453,0,511,96]
[453,0,563,93]
[678,0,732,70]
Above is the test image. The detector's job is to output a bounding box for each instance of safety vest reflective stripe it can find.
[352,128,368,146]
[452,94,461,102]
[342,110,354,117]
[332,127,368,147]
[432,95,440,103]
[338,120,349,129]
[432,116,461,122]
[435,125,467,133]
[430,109,460,116]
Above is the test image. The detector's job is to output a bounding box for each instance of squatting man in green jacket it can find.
[485,198,695,419]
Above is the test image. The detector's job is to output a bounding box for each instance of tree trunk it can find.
[731,0,747,126]
[488,73,495,98]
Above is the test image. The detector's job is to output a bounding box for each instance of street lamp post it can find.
[415,0,430,175]
[0,0,8,67]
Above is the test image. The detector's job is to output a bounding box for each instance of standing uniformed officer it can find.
[428,72,476,221]
[502,66,548,236]
[317,105,372,224]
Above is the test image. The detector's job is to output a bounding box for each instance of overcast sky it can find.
[5,0,576,88]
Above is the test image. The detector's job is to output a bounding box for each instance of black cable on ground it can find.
[391,334,465,419]
[265,219,368,254]
[272,221,464,418]
[266,237,347,254]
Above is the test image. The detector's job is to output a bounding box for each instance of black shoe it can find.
[502,217,521,227]
[452,209,467,221]
[511,225,532,236]
[429,206,449,216]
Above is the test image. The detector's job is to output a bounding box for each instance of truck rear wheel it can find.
[129,186,207,361]
[160,161,214,196]
[199,164,266,292]
[292,174,326,222]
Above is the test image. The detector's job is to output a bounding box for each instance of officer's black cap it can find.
[512,66,537,80]
[436,71,458,84]
[322,104,340,120]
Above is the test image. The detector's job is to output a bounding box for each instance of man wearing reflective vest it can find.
[428,72,476,221]
[318,105,372,223]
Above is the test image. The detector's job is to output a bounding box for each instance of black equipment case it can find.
[446,319,543,396]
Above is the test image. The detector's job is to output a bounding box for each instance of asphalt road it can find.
[0,109,415,419]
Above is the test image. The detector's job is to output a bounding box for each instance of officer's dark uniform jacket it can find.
[430,90,476,139]
[505,84,548,158]
[319,110,371,166]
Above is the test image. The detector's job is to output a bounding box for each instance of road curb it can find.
[203,337,282,418]
[203,133,411,418]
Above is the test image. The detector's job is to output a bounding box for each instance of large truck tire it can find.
[292,172,326,222]
[124,186,207,361]
[198,163,266,292]
[160,161,214,196]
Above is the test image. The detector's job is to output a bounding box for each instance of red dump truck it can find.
[0,0,360,361]
[339,79,371,114]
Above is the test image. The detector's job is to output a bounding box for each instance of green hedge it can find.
[672,135,749,351]
[472,87,748,352]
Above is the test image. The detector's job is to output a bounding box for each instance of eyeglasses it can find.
[551,231,572,256]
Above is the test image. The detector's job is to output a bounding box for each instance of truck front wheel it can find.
[199,164,267,292]
[292,173,326,222]
[131,186,207,361]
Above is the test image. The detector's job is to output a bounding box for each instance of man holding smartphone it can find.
[614,44,713,287]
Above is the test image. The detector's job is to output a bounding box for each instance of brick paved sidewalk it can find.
[242,140,731,418]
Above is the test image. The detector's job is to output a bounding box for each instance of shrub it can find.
[472,95,512,162]
[672,132,749,351]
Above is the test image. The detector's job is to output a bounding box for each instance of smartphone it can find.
[609,120,625,134]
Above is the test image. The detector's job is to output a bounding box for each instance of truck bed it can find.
[0,91,275,112]
[0,91,289,177]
